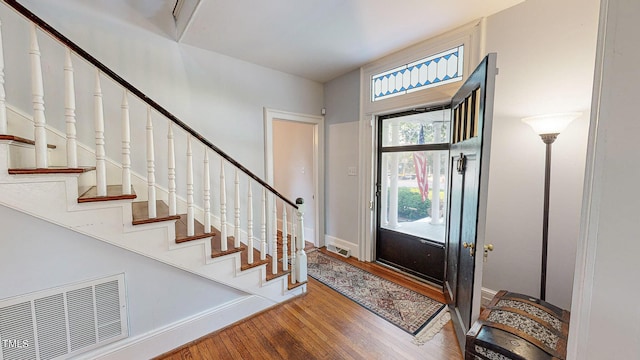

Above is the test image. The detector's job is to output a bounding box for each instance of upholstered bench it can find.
[465,290,570,360]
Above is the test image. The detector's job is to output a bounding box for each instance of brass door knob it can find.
[462,242,475,257]
[483,244,494,262]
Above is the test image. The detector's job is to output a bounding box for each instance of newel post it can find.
[295,197,308,282]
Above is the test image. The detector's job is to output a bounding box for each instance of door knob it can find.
[483,244,494,262]
[462,242,475,257]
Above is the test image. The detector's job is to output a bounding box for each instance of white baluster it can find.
[247,183,254,264]
[64,49,77,168]
[167,123,176,215]
[290,204,297,284]
[146,106,156,217]
[203,150,211,231]
[234,169,240,248]
[0,20,7,135]
[282,206,288,271]
[260,188,267,261]
[186,136,194,236]
[272,202,278,275]
[94,70,106,195]
[30,25,47,168]
[296,198,308,282]
[121,91,131,194]
[220,161,228,251]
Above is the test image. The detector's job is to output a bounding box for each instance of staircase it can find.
[0,0,308,308]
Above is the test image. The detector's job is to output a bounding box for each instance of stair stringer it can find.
[0,158,304,303]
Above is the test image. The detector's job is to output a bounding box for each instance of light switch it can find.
[348,166,357,176]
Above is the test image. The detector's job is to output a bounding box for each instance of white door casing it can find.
[263,108,324,247]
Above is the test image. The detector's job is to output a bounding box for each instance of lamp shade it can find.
[522,112,581,135]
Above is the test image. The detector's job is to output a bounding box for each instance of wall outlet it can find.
[348,166,357,176]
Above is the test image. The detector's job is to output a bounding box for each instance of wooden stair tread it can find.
[9,166,95,174]
[0,134,56,148]
[265,255,292,282]
[211,236,246,258]
[132,201,181,225]
[240,247,270,271]
[288,279,307,291]
[175,214,216,243]
[78,185,137,203]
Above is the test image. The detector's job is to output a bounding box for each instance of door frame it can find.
[264,108,325,247]
[374,108,450,284]
[357,21,485,262]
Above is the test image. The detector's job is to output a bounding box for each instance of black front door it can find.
[445,53,497,350]
[375,106,451,284]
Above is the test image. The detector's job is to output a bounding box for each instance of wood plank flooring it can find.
[155,249,463,360]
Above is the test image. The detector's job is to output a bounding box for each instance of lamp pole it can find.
[523,112,580,302]
[539,133,558,301]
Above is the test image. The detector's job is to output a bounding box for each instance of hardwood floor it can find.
[155,249,463,360]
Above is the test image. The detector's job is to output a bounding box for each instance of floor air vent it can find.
[0,274,127,360]
[327,245,350,258]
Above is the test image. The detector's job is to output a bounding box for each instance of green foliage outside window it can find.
[397,187,431,221]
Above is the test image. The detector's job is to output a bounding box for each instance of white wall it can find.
[1,0,323,196]
[570,0,640,358]
[0,204,244,340]
[482,0,600,309]
[273,119,315,238]
[323,69,360,251]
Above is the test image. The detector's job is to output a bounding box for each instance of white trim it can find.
[325,235,360,260]
[75,295,272,360]
[481,287,498,307]
[263,108,325,248]
[357,110,375,262]
[175,0,202,42]
[567,0,609,358]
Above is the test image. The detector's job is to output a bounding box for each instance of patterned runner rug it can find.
[307,251,449,341]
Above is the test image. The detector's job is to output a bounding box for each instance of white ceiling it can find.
[178,0,524,83]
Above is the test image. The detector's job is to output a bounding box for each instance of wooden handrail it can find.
[2,0,298,209]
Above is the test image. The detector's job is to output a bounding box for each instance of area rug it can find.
[307,251,449,343]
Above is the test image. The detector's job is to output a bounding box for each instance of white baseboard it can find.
[325,235,359,259]
[77,295,273,360]
[481,287,498,307]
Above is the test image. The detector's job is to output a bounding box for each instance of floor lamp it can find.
[522,112,580,301]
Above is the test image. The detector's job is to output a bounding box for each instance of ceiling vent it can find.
[0,274,127,360]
